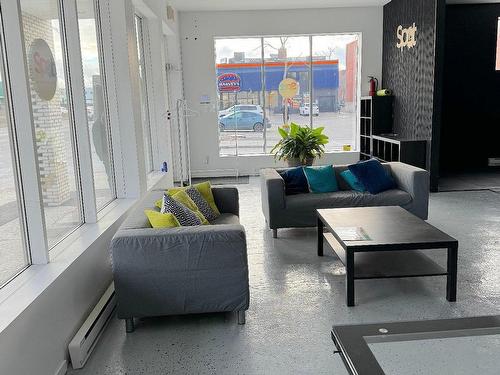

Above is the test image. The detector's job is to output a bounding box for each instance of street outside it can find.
[219,110,357,155]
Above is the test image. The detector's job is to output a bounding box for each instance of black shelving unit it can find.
[360,96,393,160]
[360,96,427,169]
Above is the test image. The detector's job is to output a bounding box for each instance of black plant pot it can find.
[287,157,314,167]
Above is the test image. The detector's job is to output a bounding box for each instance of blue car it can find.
[219,111,271,132]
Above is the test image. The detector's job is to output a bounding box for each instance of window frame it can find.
[0,10,32,288]
[214,32,362,157]
[75,0,117,212]
[134,13,155,174]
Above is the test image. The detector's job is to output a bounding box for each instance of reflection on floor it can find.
[68,178,500,374]
[439,169,500,192]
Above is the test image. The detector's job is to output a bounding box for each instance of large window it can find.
[215,34,360,156]
[77,0,115,210]
[21,0,83,248]
[0,27,30,287]
[134,14,154,173]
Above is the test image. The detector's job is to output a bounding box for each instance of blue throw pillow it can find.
[348,159,396,194]
[303,165,339,193]
[278,167,309,195]
[340,170,366,192]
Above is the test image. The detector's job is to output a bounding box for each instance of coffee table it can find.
[317,206,458,306]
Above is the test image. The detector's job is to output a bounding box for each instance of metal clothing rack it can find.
[174,98,199,186]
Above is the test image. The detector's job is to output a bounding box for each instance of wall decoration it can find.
[396,23,418,49]
[28,38,57,101]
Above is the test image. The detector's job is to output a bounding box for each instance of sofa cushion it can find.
[161,194,202,226]
[348,159,396,194]
[210,213,240,225]
[340,170,366,192]
[278,167,309,195]
[303,165,339,193]
[285,189,412,211]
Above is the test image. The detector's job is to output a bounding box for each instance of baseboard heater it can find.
[69,283,116,369]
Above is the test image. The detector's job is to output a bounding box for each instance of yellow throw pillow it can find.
[168,181,220,216]
[145,210,180,228]
[155,198,163,209]
[171,190,209,225]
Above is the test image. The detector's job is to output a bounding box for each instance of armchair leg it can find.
[237,310,246,325]
[272,229,278,238]
[125,318,135,333]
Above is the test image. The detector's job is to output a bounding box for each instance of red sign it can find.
[217,73,241,93]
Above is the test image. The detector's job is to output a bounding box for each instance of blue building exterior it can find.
[216,60,340,112]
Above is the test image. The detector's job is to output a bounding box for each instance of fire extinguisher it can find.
[368,76,378,96]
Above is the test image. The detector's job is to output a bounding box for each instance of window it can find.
[20,0,83,248]
[134,15,154,172]
[215,34,361,156]
[0,23,30,287]
[76,0,116,210]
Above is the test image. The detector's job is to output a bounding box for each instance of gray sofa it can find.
[110,186,249,332]
[261,162,429,237]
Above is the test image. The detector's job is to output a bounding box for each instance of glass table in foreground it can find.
[331,315,500,375]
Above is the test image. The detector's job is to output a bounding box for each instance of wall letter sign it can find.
[396,23,417,50]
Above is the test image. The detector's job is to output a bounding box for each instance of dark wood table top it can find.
[317,206,458,252]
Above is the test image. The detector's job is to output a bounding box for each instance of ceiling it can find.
[168,0,390,12]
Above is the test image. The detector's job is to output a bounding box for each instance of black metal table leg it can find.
[446,243,458,302]
[317,217,324,256]
[346,250,355,306]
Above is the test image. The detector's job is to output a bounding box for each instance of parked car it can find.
[218,104,263,118]
[219,111,271,132]
[299,103,319,116]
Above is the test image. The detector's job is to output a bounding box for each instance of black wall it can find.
[382,0,445,190]
[441,4,500,173]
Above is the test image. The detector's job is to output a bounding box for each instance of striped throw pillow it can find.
[185,186,219,221]
[161,193,201,226]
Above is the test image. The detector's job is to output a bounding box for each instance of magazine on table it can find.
[333,227,371,241]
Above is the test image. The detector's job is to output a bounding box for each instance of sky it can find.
[51,19,100,90]
[215,34,359,70]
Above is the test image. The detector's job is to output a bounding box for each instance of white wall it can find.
[179,7,383,177]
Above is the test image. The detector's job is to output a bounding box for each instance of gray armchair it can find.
[111,187,249,332]
[261,162,430,237]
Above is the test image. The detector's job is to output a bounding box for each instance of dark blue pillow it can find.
[348,159,396,194]
[279,167,309,195]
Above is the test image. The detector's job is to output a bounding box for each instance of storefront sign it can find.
[278,78,299,99]
[217,73,241,92]
[396,23,417,50]
[29,39,57,101]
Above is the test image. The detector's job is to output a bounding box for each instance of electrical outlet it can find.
[205,156,209,165]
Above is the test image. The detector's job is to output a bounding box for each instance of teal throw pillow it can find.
[303,165,339,193]
[340,170,366,192]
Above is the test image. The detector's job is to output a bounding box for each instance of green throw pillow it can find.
[167,181,220,215]
[145,210,180,228]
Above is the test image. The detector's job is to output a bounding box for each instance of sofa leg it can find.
[272,229,278,238]
[237,310,246,325]
[125,318,135,333]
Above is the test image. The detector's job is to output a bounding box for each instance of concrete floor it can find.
[68,178,500,374]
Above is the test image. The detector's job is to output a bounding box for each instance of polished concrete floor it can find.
[69,179,500,374]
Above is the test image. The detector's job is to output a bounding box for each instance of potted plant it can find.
[271,122,329,167]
